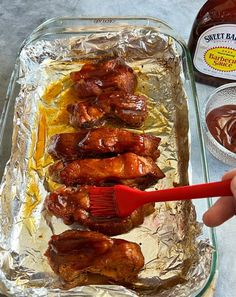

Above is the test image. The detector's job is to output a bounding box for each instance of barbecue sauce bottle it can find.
[188,0,236,86]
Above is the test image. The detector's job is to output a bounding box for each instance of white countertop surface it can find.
[0,1,236,296]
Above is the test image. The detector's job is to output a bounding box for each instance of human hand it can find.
[203,169,236,227]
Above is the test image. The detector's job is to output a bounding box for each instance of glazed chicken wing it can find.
[48,127,161,161]
[45,186,155,235]
[48,152,165,188]
[70,58,137,98]
[67,91,147,128]
[45,230,144,287]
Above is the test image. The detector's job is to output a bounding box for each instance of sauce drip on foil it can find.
[206,104,236,153]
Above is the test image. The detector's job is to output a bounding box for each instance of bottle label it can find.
[193,24,236,80]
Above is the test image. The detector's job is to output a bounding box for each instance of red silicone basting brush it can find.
[89,179,232,218]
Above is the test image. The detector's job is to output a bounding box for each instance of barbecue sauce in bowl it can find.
[206,104,236,153]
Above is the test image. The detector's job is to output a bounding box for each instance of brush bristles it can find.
[89,187,117,217]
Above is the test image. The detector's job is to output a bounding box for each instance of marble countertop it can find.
[0,1,236,296]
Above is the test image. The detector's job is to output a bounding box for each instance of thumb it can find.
[222,169,236,181]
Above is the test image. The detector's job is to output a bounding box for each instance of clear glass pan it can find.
[0,17,217,297]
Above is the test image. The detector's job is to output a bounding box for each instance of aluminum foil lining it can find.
[0,28,213,297]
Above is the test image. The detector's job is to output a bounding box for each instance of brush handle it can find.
[116,179,233,218]
[144,179,232,202]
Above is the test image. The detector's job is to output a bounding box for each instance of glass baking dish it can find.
[0,17,217,297]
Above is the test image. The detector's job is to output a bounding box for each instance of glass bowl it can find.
[202,82,236,166]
